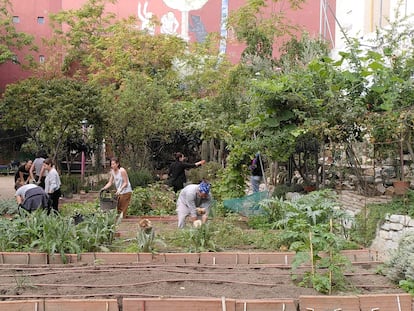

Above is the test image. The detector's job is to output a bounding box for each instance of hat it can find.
[199,181,211,194]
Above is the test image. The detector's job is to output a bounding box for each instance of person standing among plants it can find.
[101,157,133,217]
[29,150,47,189]
[249,152,264,193]
[176,180,212,228]
[168,152,206,192]
[43,158,61,214]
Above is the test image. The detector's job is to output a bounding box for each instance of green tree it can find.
[0,77,105,163]
[46,0,200,168]
[228,0,305,69]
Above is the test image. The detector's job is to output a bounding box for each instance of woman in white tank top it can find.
[101,157,132,216]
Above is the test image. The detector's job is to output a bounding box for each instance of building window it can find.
[37,17,45,24]
[39,55,45,63]
[12,16,19,23]
[11,55,19,64]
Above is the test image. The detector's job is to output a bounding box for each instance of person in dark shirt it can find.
[14,160,33,186]
[168,152,205,192]
[249,153,264,193]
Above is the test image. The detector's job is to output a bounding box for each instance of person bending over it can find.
[15,181,49,213]
[176,180,212,228]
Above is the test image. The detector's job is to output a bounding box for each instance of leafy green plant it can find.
[75,210,118,252]
[386,232,414,287]
[399,279,414,295]
[264,190,355,294]
[174,223,217,253]
[59,202,99,218]
[291,228,353,294]
[0,208,118,262]
[129,183,176,216]
[136,227,155,253]
[29,211,81,263]
[130,219,166,253]
[186,161,223,184]
[13,273,36,291]
[128,169,154,188]
[0,199,19,215]
[60,174,82,194]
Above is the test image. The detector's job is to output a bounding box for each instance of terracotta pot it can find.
[303,185,316,193]
[393,180,410,195]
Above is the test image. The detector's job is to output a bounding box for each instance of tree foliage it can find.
[0,77,105,162]
[228,0,305,67]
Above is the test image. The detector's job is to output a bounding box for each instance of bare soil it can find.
[0,261,404,300]
[0,177,406,300]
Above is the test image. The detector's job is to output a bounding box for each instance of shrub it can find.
[186,161,223,184]
[60,202,99,218]
[386,233,414,285]
[128,169,154,188]
[129,182,176,216]
[60,174,82,194]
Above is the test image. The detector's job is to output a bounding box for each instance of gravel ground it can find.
[0,175,15,200]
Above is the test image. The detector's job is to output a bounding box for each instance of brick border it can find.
[0,249,379,266]
[0,295,410,311]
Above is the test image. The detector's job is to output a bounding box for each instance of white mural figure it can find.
[162,0,208,41]
[160,11,179,35]
[138,1,155,35]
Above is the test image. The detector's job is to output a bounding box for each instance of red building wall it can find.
[1,0,62,92]
[1,0,336,92]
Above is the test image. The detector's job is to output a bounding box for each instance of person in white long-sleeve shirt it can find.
[43,158,61,213]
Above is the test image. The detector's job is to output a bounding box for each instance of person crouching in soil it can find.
[176,180,212,228]
[101,157,132,217]
[15,180,49,213]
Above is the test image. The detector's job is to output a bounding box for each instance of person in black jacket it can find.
[168,152,205,192]
[249,153,264,193]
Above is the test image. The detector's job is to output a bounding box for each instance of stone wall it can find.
[371,214,414,261]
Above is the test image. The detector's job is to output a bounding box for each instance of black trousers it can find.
[49,188,61,213]
[35,175,46,189]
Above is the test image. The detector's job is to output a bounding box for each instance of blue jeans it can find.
[251,175,262,193]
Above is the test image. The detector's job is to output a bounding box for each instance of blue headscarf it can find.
[199,181,211,194]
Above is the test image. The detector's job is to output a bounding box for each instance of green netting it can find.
[223,191,269,216]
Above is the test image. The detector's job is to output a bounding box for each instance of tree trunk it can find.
[219,140,225,167]
[209,138,215,162]
[201,140,209,162]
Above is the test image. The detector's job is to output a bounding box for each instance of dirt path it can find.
[0,175,15,200]
[0,261,404,300]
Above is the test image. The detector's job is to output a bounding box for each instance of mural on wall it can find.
[160,11,179,35]
[162,0,208,41]
[135,0,228,45]
[189,15,207,42]
[137,1,155,35]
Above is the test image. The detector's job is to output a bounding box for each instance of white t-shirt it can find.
[15,184,37,200]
